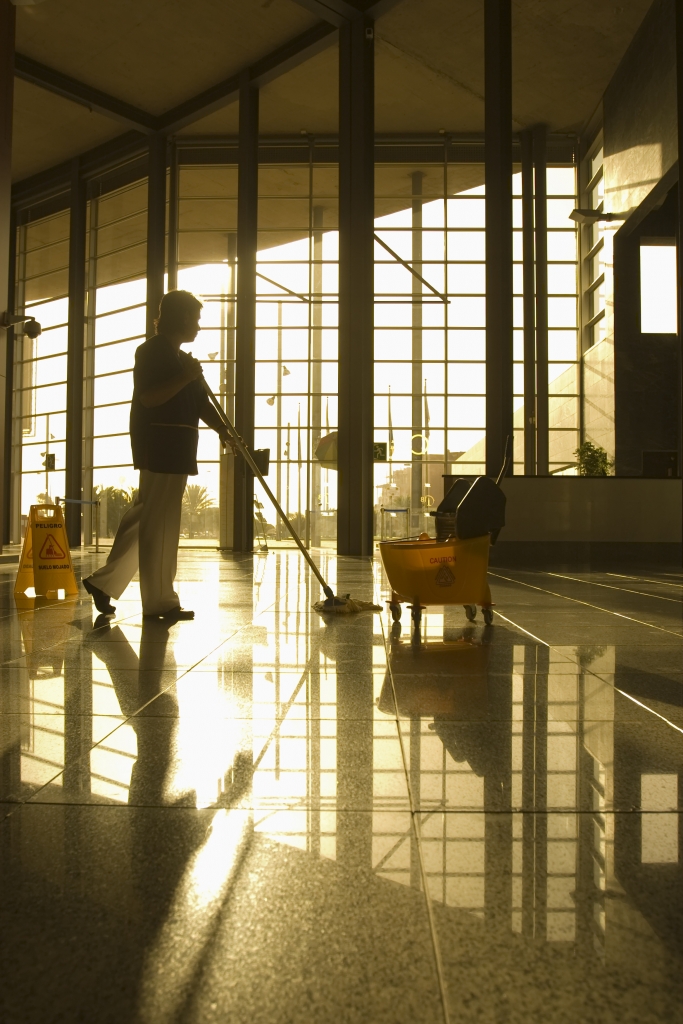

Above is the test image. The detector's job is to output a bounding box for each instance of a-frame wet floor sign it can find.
[15,504,78,598]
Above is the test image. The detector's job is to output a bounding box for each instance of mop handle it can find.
[201,378,332,595]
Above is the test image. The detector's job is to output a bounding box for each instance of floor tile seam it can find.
[535,570,683,605]
[493,607,683,736]
[605,572,683,591]
[489,570,683,638]
[409,810,452,1024]
[6,799,679,816]
[377,610,416,809]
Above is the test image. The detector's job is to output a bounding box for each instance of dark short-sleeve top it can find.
[130,335,207,475]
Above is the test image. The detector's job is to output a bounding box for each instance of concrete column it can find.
[0,0,15,552]
[233,79,259,553]
[533,125,549,475]
[65,160,87,548]
[521,129,536,475]
[338,16,375,555]
[145,134,167,339]
[485,0,514,478]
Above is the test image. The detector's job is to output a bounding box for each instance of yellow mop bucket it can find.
[379,534,493,625]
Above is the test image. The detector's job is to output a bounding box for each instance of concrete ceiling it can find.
[12,0,654,183]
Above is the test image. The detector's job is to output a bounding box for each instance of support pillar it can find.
[521,130,536,475]
[0,0,15,552]
[533,125,549,475]
[145,134,166,339]
[233,78,258,552]
[411,171,424,533]
[338,17,375,556]
[676,0,683,551]
[484,0,514,478]
[65,160,87,548]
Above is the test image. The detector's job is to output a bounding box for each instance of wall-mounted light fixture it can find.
[569,209,627,225]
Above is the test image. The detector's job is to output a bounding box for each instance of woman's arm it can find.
[137,356,204,408]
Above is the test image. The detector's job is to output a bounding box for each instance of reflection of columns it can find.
[410,715,421,888]
[575,666,595,950]
[145,134,167,339]
[310,206,323,547]
[522,643,536,937]
[521,130,537,476]
[63,621,93,799]
[533,125,549,476]
[484,646,513,929]
[65,160,87,549]
[484,0,514,478]
[533,644,548,937]
[336,615,374,870]
[0,0,16,551]
[233,79,259,553]
[338,16,374,556]
[411,172,424,533]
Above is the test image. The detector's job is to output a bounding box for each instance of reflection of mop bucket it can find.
[377,638,490,718]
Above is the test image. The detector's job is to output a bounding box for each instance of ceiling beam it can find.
[288,0,362,26]
[289,0,404,25]
[158,21,336,133]
[14,53,158,134]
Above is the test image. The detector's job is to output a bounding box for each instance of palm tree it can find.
[182,484,215,539]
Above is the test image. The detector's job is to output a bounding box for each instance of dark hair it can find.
[154,290,203,335]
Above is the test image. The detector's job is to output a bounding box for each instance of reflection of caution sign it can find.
[39,534,66,559]
[15,504,78,599]
[435,564,455,587]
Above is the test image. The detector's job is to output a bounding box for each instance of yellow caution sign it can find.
[15,504,78,598]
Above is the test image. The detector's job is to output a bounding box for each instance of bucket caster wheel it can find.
[464,604,477,622]
[482,607,494,625]
[389,602,402,622]
[410,599,422,629]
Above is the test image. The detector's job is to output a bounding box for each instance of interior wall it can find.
[613,188,680,476]
[603,0,676,218]
[586,0,679,475]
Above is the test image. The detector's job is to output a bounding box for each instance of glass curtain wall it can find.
[176,159,239,545]
[84,176,149,544]
[11,205,70,542]
[541,167,580,474]
[254,147,339,548]
[10,144,578,550]
[374,158,579,539]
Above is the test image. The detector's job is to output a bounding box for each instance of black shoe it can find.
[142,602,193,618]
[83,577,116,616]
[160,607,194,622]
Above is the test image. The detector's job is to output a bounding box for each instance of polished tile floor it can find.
[1,549,681,1023]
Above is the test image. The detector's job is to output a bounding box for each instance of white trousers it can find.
[87,470,187,615]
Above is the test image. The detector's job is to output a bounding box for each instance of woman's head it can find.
[154,290,203,340]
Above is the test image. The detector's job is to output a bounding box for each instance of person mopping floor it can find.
[83,290,233,622]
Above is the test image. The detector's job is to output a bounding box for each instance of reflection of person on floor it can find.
[87,618,179,804]
[83,290,233,621]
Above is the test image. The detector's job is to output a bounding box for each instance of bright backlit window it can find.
[640,242,677,333]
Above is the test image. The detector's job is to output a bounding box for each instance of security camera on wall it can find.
[23,317,42,339]
[0,313,42,337]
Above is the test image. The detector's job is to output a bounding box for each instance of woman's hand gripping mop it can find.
[202,379,380,615]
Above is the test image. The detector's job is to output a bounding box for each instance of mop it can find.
[202,381,380,615]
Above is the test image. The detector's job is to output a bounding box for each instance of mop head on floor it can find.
[313,594,382,615]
